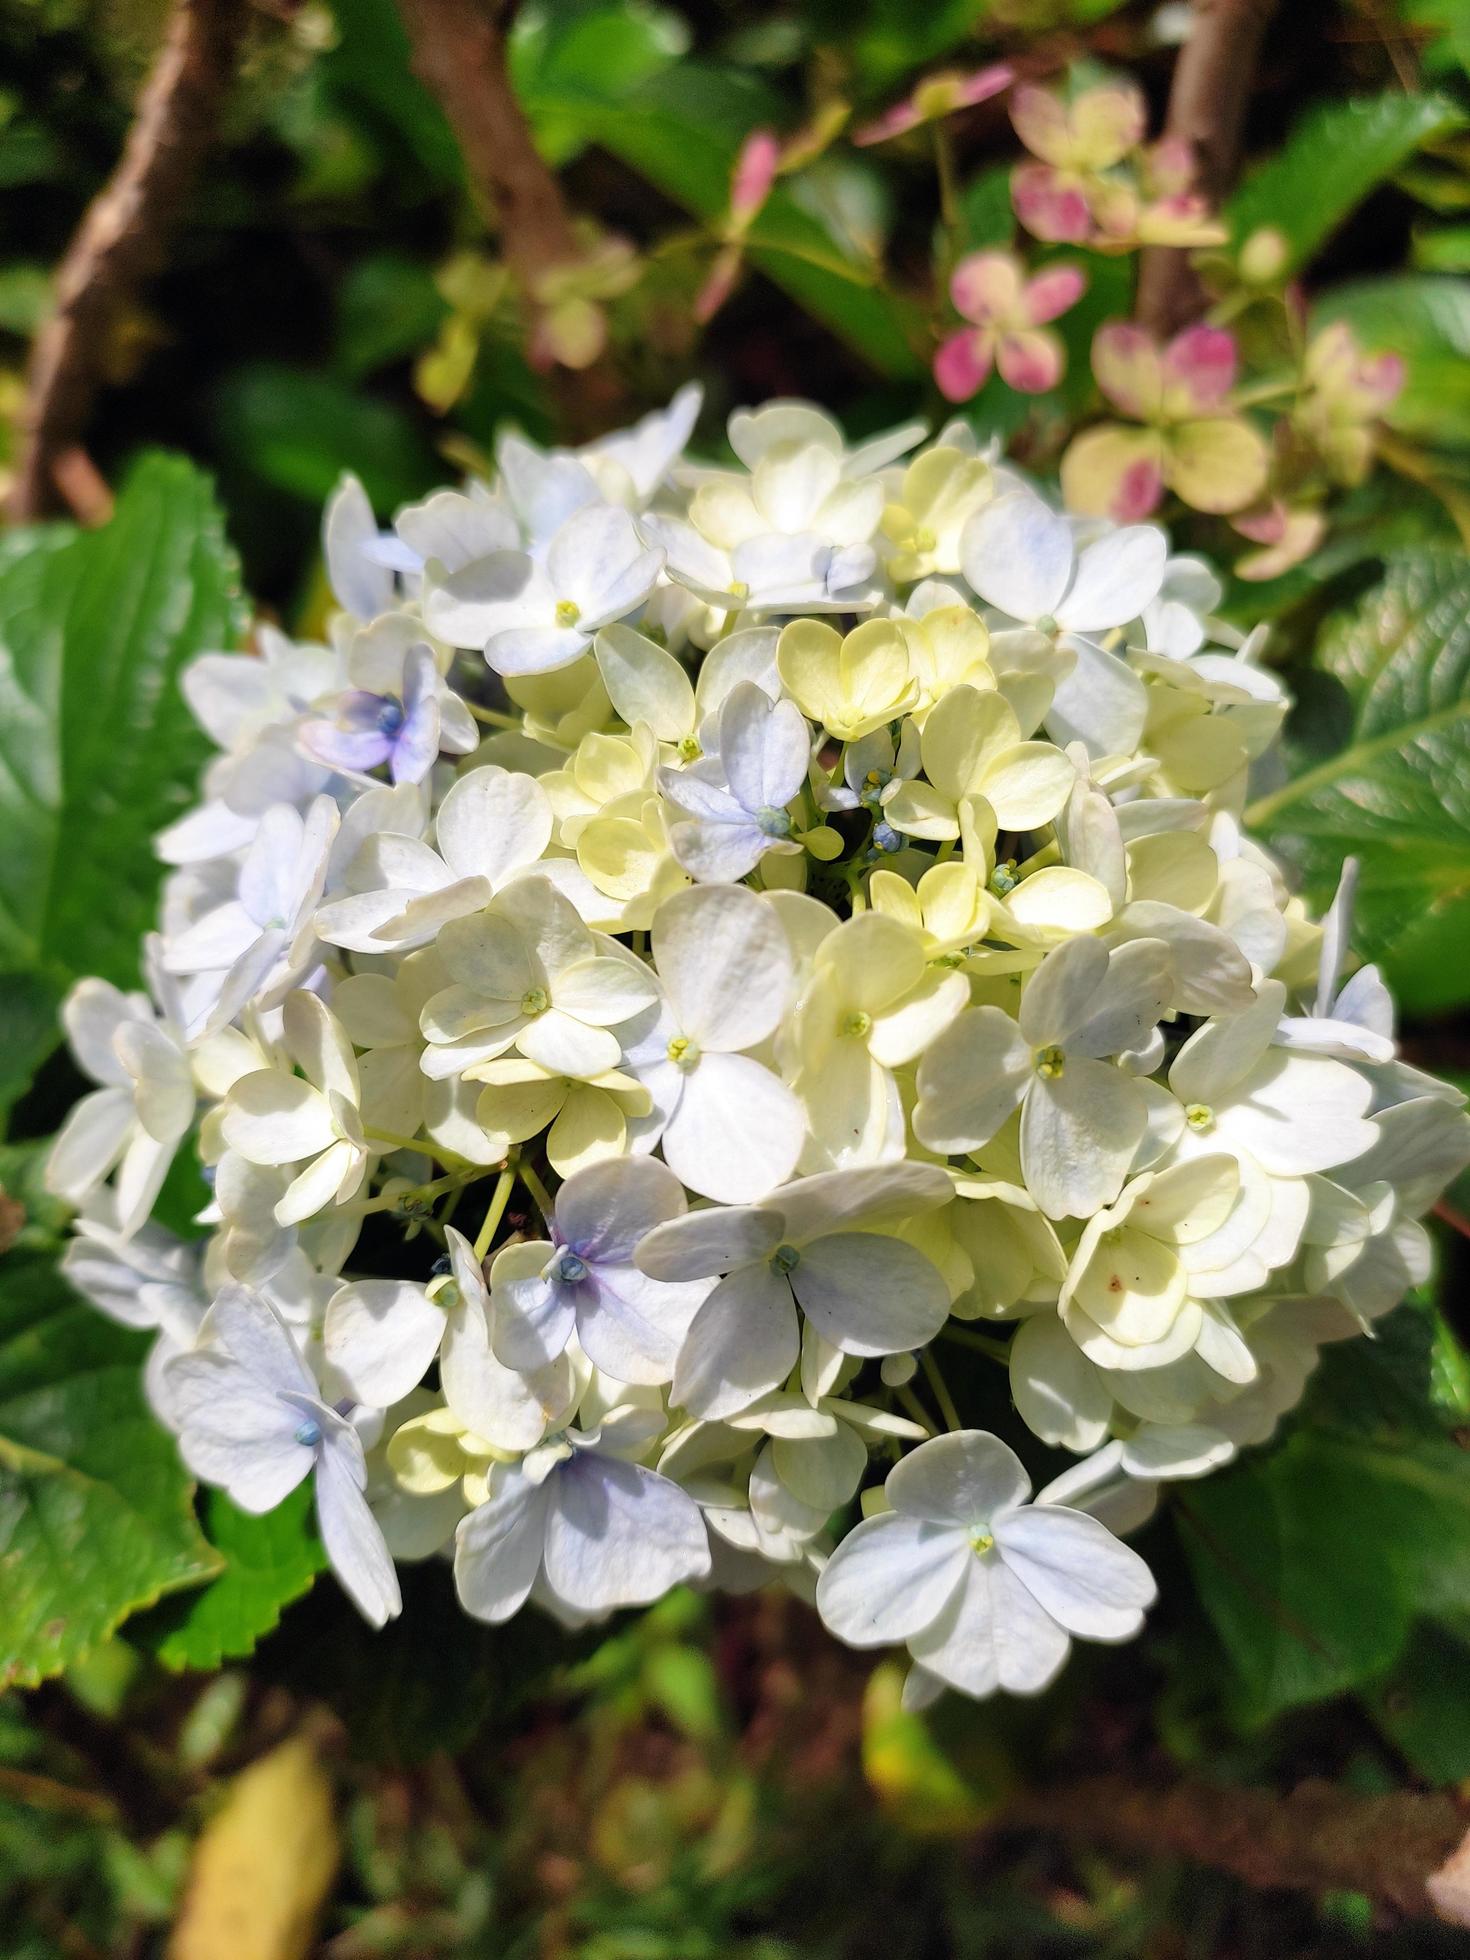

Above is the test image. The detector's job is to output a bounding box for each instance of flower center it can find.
[520,986,550,1015]
[842,1010,872,1039]
[756,805,792,839]
[770,1243,801,1275]
[1185,1102,1215,1131]
[1035,613,1059,638]
[376,695,405,736]
[554,599,582,628]
[667,1034,701,1071]
[990,859,1019,896]
[1034,1044,1066,1079]
[871,821,901,854]
[968,1528,994,1556]
[725,580,750,603]
[677,735,702,762]
[911,525,938,553]
[554,1250,588,1285]
[294,1418,322,1449]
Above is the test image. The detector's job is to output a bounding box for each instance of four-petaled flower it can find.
[934,252,1086,403]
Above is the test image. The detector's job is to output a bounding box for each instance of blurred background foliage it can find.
[8,0,1470,1951]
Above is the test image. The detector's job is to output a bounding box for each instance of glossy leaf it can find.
[1248,548,1470,1014]
[1228,93,1465,272]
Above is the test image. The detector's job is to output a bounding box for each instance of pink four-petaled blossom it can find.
[933,251,1086,402]
[852,63,1013,146]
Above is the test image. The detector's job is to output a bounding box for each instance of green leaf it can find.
[0,1254,219,1687]
[542,64,925,378]
[1179,1422,1470,1725]
[1367,1621,1470,1782]
[1246,548,1470,1015]
[1227,93,1465,272]
[213,364,439,509]
[1314,274,1470,449]
[512,0,690,165]
[0,455,245,1114]
[134,1487,325,1672]
[335,253,449,379]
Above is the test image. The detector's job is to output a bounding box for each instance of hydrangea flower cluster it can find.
[48,389,1470,1711]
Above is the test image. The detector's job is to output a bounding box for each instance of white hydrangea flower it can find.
[636,1163,953,1418]
[44,388,1470,1660]
[815,1431,1155,1701]
[659,681,811,882]
[914,936,1173,1217]
[166,1287,401,1626]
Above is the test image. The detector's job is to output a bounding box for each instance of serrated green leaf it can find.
[0,1254,219,1687]
[1314,274,1470,448]
[134,1487,325,1672]
[1247,548,1470,1014]
[1227,93,1465,272]
[0,454,246,1116]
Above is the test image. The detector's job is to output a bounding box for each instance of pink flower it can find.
[730,128,780,226]
[933,251,1086,402]
[1061,321,1269,519]
[853,63,1012,146]
[1232,500,1328,582]
[1009,81,1145,243]
[1295,322,1405,485]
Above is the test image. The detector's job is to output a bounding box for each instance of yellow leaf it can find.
[170,1734,339,1960]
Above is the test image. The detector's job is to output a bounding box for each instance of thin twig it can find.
[1005,1773,1470,1925]
[392,0,624,435]
[9,0,247,521]
[1135,0,1280,337]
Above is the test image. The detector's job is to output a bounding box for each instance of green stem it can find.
[920,1347,963,1432]
[932,124,960,245]
[465,701,523,730]
[342,1169,473,1220]
[940,1324,1013,1365]
[894,1381,937,1437]
[363,1123,476,1171]
[473,1164,518,1262]
[518,1157,557,1226]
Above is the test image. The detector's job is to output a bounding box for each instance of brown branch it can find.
[394,0,578,284]
[1135,0,1280,337]
[1007,1774,1470,1925]
[8,0,247,522]
[393,0,624,439]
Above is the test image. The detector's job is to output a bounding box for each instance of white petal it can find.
[652,884,793,1051]
[323,1280,444,1406]
[815,1511,966,1645]
[542,1455,710,1611]
[789,1233,949,1356]
[886,1430,1031,1526]
[315,1437,402,1625]
[1022,1064,1144,1219]
[961,493,1072,622]
[672,1262,798,1419]
[661,1052,804,1204]
[993,1502,1156,1638]
[909,1553,1071,1698]
[454,1469,551,1623]
[1056,526,1166,632]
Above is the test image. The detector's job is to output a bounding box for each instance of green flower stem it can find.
[940,1324,1012,1365]
[518,1157,557,1226]
[894,1381,937,1437]
[363,1123,478,1172]
[465,701,523,730]
[920,1347,963,1432]
[473,1163,519,1262]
